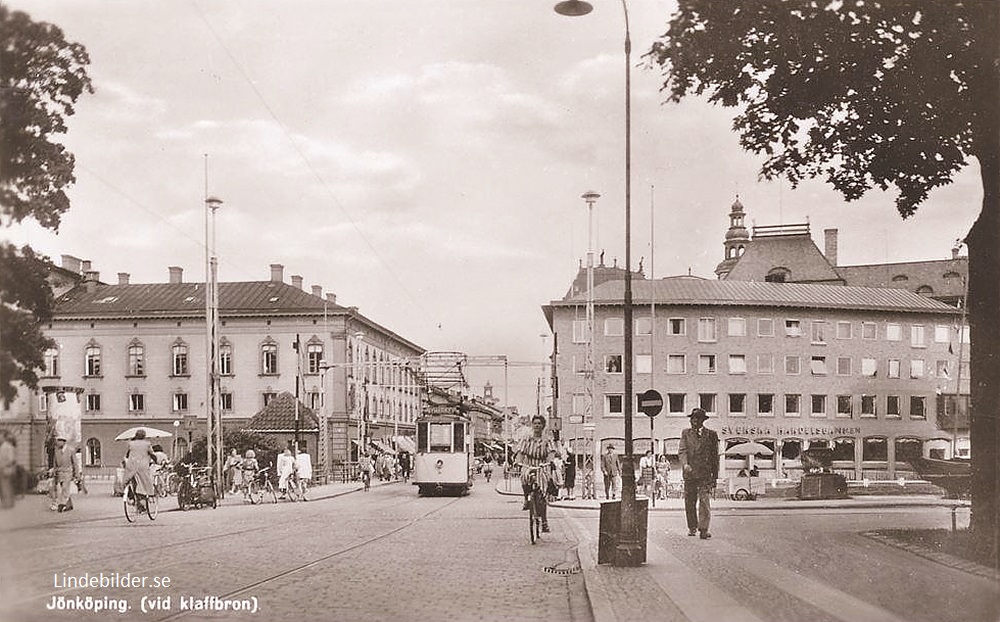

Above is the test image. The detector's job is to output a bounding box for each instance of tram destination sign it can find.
[638,389,663,417]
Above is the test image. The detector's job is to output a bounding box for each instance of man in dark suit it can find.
[678,408,719,539]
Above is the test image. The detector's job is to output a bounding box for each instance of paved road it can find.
[0,480,590,622]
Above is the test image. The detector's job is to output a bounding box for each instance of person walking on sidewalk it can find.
[601,444,621,500]
[678,408,719,539]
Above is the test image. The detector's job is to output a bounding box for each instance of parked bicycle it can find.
[246,467,277,504]
[177,463,218,510]
[123,476,157,522]
[286,468,308,502]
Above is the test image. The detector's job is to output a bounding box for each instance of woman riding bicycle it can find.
[516,415,556,533]
[122,429,157,510]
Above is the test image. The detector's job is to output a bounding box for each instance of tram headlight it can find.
[435,459,444,472]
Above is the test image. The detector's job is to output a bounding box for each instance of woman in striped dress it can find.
[516,415,556,532]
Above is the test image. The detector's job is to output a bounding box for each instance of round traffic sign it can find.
[638,389,663,417]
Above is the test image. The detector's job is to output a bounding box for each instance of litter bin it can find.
[597,498,648,565]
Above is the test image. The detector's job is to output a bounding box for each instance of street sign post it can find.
[638,390,663,507]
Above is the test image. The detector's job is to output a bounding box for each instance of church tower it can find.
[714,196,750,279]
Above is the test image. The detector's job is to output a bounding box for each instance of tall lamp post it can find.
[204,194,223,492]
[555,0,644,566]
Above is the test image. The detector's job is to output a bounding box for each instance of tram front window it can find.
[429,423,453,452]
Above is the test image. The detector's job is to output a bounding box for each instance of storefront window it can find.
[863,437,888,461]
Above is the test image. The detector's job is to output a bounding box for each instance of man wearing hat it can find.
[678,408,719,539]
[50,436,80,512]
[601,444,621,500]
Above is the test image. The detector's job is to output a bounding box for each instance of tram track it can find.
[1,490,459,618]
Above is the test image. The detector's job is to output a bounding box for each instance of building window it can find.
[835,321,852,340]
[172,342,189,376]
[811,394,827,417]
[886,323,902,341]
[127,343,145,376]
[727,318,746,337]
[221,392,233,412]
[910,359,925,379]
[936,360,950,379]
[888,359,900,379]
[605,355,623,374]
[697,354,717,374]
[861,395,877,418]
[635,317,652,335]
[263,391,277,407]
[308,391,321,410]
[757,318,774,337]
[863,437,888,461]
[666,354,686,374]
[811,321,827,344]
[307,343,324,374]
[605,394,624,417]
[758,394,774,417]
[810,356,827,375]
[172,393,188,412]
[85,438,101,467]
[128,393,145,413]
[605,318,624,336]
[572,320,588,343]
[635,354,652,374]
[861,358,877,377]
[886,395,901,418]
[728,354,746,374]
[697,318,717,342]
[836,395,853,418]
[784,319,802,337]
[934,325,950,343]
[698,393,716,413]
[43,348,60,377]
[668,393,686,414]
[757,354,773,375]
[784,394,801,417]
[785,355,800,375]
[220,342,233,375]
[261,342,278,375]
[910,396,926,419]
[729,393,746,416]
[910,325,926,348]
[861,322,877,340]
[668,318,685,336]
[85,344,102,377]
[85,393,101,412]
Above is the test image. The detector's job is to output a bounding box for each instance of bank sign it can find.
[720,425,863,438]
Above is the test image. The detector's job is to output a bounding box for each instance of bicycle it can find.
[257,467,278,504]
[523,466,547,544]
[286,468,308,501]
[123,476,157,522]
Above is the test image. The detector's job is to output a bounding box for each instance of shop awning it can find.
[394,436,417,453]
[371,440,394,454]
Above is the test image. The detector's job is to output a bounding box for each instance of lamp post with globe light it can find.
[554,0,645,567]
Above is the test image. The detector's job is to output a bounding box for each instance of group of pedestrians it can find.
[357,449,412,486]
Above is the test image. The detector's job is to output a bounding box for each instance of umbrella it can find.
[725,441,774,457]
[114,426,174,441]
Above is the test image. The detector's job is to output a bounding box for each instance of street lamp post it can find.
[555,0,644,567]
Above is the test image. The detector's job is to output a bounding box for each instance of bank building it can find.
[543,197,969,490]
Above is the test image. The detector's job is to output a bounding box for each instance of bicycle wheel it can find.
[146,493,158,520]
[528,494,537,544]
[124,485,137,523]
[266,481,278,504]
[286,477,299,501]
[248,480,263,505]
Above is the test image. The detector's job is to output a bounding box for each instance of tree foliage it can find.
[646,1,997,217]
[0,3,93,229]
[647,0,1000,565]
[0,4,91,403]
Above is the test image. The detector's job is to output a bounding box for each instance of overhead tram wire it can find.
[189,1,435,326]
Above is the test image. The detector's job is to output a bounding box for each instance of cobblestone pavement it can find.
[0,477,591,622]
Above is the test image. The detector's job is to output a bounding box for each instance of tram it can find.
[413,410,474,496]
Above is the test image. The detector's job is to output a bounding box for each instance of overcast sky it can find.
[6,0,982,415]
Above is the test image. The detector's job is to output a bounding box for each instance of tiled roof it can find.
[554,277,960,315]
[53,281,344,318]
[245,392,319,432]
[724,234,844,284]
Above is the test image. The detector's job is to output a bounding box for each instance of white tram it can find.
[413,411,473,496]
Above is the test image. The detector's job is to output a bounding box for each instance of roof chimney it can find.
[326,293,337,304]
[168,266,183,284]
[952,247,959,259]
[81,259,92,272]
[311,285,323,298]
[270,264,284,283]
[83,270,100,292]
[61,255,82,274]
[291,275,303,290]
[118,272,130,285]
[824,228,838,267]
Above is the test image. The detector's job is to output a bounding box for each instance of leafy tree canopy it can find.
[0,3,93,229]
[646,0,998,218]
